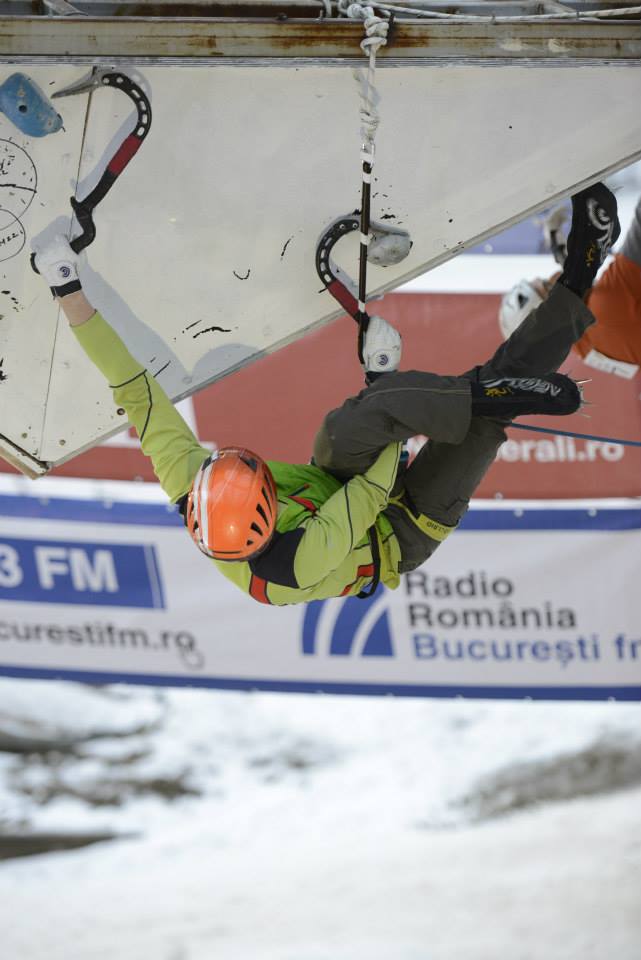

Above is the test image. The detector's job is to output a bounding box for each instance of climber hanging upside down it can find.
[33,183,619,606]
[500,188,641,379]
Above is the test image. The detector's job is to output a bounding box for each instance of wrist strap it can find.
[52,279,82,298]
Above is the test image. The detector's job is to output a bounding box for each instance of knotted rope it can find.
[337,0,390,360]
[338,1,389,159]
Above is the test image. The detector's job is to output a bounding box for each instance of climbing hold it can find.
[0,74,63,137]
[367,221,412,267]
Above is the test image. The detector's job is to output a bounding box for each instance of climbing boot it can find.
[470,374,581,419]
[559,183,620,297]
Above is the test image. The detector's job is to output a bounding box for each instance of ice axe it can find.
[316,213,411,362]
[0,73,63,138]
[31,67,152,273]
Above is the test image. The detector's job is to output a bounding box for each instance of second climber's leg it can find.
[475,183,620,381]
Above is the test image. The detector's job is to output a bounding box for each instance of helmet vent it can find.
[240,454,258,472]
[261,487,273,516]
[517,293,528,308]
[256,503,268,526]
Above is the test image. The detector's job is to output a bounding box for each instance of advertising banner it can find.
[0,493,639,700]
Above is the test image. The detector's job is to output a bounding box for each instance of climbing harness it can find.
[389,492,458,542]
[358,526,381,599]
[31,67,151,271]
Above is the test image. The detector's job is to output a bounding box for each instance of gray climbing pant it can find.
[312,282,595,572]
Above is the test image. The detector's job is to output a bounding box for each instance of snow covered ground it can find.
[0,681,640,960]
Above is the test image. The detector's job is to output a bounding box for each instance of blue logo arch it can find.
[301,585,394,657]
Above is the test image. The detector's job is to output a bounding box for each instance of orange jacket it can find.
[576,254,641,366]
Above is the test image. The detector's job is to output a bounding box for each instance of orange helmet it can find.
[185,447,277,561]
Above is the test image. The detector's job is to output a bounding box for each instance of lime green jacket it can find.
[73,312,402,605]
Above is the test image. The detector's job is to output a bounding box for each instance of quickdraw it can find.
[316,214,371,362]
[31,67,151,271]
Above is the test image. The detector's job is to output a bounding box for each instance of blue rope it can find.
[509,422,641,448]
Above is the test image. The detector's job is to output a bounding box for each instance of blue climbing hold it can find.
[0,73,63,138]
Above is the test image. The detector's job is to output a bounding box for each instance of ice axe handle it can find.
[30,196,96,275]
[68,196,96,254]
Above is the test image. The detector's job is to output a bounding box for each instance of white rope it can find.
[334,0,391,328]
[337,0,389,54]
[351,1,641,21]
[337,0,389,162]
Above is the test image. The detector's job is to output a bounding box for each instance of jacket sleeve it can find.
[292,441,401,589]
[72,312,210,503]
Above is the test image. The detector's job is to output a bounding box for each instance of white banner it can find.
[0,491,639,700]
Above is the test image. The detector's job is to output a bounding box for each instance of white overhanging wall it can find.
[0,10,639,474]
